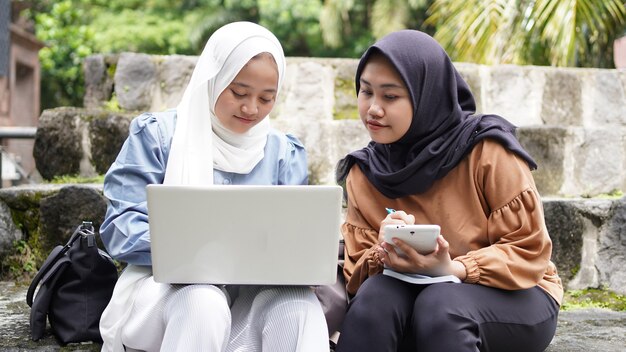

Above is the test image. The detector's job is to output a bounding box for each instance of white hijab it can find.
[164,21,286,185]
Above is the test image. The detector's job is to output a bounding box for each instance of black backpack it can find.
[26,221,118,345]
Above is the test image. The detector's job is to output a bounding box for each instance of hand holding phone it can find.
[383,224,440,255]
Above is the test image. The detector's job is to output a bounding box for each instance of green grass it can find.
[47,175,105,184]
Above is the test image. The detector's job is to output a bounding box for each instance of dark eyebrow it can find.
[231,81,277,93]
[360,78,403,89]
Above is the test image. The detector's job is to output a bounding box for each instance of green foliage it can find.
[562,288,626,311]
[258,0,323,56]
[1,240,38,281]
[90,10,194,55]
[426,0,626,68]
[22,0,626,110]
[31,0,94,109]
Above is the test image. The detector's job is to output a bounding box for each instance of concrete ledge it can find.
[1,281,624,351]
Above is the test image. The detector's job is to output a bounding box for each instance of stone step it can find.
[1,185,625,294]
[1,281,625,351]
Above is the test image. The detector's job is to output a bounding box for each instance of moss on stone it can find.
[106,62,117,79]
[562,288,626,311]
[47,175,105,184]
[0,240,37,282]
[333,76,358,120]
[104,93,122,112]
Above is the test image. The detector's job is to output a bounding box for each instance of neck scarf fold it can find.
[337,30,536,199]
[164,21,285,185]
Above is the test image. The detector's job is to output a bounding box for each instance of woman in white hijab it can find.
[98,21,328,351]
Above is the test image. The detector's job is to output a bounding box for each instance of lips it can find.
[367,119,387,130]
[235,115,256,124]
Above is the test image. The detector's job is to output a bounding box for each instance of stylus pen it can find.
[386,208,396,214]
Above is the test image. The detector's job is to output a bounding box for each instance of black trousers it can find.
[335,274,559,352]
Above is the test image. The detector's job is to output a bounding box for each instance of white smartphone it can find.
[383,224,440,255]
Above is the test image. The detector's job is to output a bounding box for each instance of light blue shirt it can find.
[100,110,308,265]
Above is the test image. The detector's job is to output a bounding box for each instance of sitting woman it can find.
[335,29,563,352]
[99,21,328,352]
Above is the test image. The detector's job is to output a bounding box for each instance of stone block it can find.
[82,54,114,109]
[455,63,483,112]
[114,53,157,112]
[33,108,83,180]
[517,126,568,197]
[544,197,626,295]
[273,119,370,185]
[582,69,626,126]
[33,107,134,181]
[88,114,131,175]
[154,55,196,111]
[565,127,625,197]
[38,185,106,255]
[278,59,335,122]
[0,200,20,259]
[541,68,583,126]
[482,65,545,127]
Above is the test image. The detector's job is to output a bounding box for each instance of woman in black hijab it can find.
[335,30,562,352]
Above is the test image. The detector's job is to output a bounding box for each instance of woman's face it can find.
[357,53,413,144]
[215,53,279,134]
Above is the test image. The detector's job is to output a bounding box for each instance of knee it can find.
[413,284,466,334]
[263,287,321,315]
[167,285,230,321]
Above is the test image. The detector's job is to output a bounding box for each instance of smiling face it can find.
[214,53,279,134]
[357,52,413,144]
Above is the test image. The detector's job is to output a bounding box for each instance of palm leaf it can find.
[426,0,526,64]
[530,0,625,66]
[320,0,355,48]
[371,0,410,38]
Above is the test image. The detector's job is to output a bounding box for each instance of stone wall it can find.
[74,54,626,197]
[3,53,626,295]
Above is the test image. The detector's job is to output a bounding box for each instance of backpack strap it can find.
[26,223,88,307]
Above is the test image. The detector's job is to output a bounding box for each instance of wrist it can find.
[451,260,467,281]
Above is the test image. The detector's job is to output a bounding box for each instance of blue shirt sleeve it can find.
[279,133,308,185]
[100,115,308,266]
[100,113,170,266]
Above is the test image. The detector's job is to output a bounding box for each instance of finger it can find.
[376,246,390,264]
[380,216,410,241]
[388,210,413,224]
[380,241,398,257]
[380,242,409,270]
[434,235,449,254]
[392,238,417,257]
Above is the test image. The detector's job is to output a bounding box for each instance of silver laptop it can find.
[146,184,343,285]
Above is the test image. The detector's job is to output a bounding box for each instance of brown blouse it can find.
[341,139,563,304]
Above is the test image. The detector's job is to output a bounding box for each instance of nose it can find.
[368,103,384,118]
[241,100,258,116]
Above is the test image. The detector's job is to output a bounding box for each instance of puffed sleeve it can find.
[278,133,308,185]
[342,172,384,296]
[99,113,170,265]
[453,141,552,289]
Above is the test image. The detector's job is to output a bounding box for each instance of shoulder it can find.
[129,110,176,138]
[467,138,537,204]
[127,110,177,151]
[266,127,306,155]
[469,138,529,170]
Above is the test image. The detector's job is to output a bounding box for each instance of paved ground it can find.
[1,281,625,351]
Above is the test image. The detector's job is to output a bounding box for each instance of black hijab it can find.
[336,30,536,199]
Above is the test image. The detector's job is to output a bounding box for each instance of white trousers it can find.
[120,277,329,352]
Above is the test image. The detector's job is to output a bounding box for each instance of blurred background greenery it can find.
[13,0,626,110]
